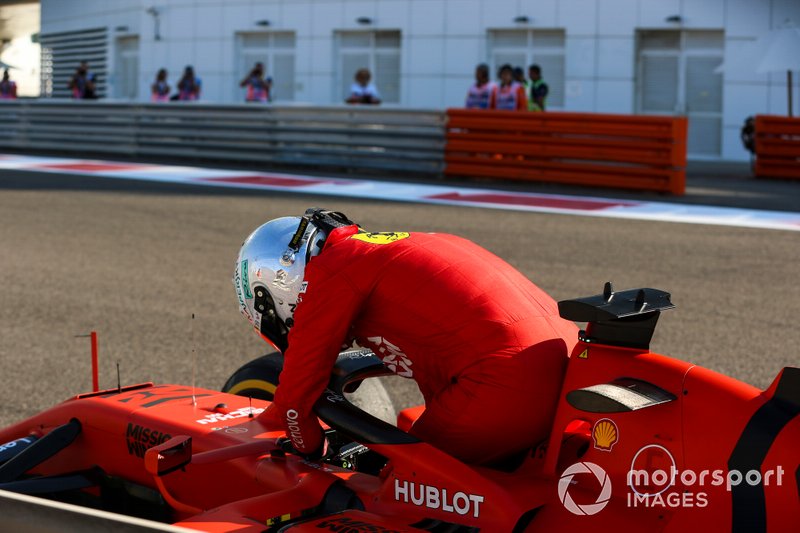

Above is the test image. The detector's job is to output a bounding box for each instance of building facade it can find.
[40,0,800,161]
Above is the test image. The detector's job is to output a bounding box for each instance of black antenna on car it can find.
[248,396,254,418]
[116,362,121,394]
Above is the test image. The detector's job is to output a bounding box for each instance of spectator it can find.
[528,64,549,112]
[0,69,17,99]
[465,63,494,109]
[513,66,530,93]
[150,69,170,102]
[240,62,272,103]
[489,64,527,111]
[346,68,380,105]
[68,61,97,99]
[176,65,201,101]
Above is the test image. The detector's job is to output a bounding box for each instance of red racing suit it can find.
[266,225,578,464]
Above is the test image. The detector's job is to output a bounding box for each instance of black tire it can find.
[221,352,284,401]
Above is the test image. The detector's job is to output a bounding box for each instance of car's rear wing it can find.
[558,283,675,350]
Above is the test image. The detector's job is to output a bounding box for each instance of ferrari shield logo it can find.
[350,232,410,245]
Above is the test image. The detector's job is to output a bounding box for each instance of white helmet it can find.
[233,208,356,351]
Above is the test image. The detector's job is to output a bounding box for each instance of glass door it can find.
[636,30,724,157]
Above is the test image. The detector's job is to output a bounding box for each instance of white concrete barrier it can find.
[0,489,194,532]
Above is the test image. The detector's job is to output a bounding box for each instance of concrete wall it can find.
[40,0,800,161]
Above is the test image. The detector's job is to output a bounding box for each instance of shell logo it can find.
[592,418,619,452]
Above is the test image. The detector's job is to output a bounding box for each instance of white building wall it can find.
[40,0,800,161]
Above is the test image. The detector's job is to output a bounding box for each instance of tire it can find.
[221,352,284,401]
[222,351,398,424]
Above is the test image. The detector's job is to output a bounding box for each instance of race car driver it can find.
[233,208,578,465]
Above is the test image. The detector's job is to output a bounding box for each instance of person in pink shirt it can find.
[465,63,494,109]
[150,69,170,102]
[177,65,201,101]
[489,64,528,111]
[67,61,97,99]
[240,62,272,103]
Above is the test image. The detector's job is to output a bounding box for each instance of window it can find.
[488,29,565,108]
[40,27,107,98]
[115,36,139,100]
[336,31,401,104]
[236,32,296,101]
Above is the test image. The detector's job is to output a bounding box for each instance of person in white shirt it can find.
[465,63,494,109]
[346,68,381,105]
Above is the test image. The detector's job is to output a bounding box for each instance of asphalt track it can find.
[0,168,798,429]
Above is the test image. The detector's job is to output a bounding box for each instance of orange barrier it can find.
[445,110,688,195]
[754,115,800,180]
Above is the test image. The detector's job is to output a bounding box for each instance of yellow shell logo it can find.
[350,232,410,245]
[592,419,619,451]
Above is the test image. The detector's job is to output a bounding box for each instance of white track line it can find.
[2,154,798,232]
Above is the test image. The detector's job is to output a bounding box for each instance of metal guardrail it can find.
[0,101,446,175]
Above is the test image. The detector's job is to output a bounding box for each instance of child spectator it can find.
[177,65,202,101]
[68,61,97,99]
[346,68,381,105]
[0,70,17,99]
[240,62,272,103]
[528,64,549,111]
[151,69,170,102]
[465,63,494,109]
[489,64,527,111]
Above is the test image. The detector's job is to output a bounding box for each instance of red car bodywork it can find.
[0,287,796,532]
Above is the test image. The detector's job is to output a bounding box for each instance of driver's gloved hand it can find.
[303,437,329,461]
[276,436,329,461]
[262,404,327,459]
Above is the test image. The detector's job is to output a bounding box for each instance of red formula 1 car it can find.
[0,285,797,532]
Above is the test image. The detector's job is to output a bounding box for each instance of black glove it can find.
[275,436,328,461]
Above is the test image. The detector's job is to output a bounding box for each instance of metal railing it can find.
[0,101,446,175]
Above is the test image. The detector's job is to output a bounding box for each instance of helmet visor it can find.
[253,284,289,352]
